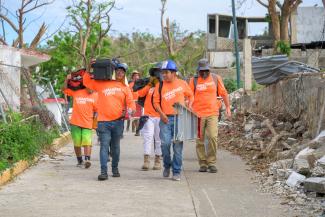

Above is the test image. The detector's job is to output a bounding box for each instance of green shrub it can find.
[0,112,59,172]
[223,78,243,93]
[276,41,291,56]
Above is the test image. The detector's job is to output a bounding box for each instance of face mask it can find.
[199,71,209,79]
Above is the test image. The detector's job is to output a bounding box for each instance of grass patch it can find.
[0,112,59,172]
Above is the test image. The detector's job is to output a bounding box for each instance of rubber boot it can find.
[153,155,161,170]
[142,155,150,171]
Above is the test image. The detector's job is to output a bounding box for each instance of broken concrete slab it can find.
[295,147,315,159]
[293,158,311,176]
[286,171,306,187]
[304,177,325,194]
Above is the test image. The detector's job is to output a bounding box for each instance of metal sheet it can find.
[252,55,320,85]
[173,103,198,142]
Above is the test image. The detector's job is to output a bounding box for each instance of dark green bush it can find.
[0,112,59,172]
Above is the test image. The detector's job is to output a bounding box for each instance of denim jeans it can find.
[97,120,124,174]
[159,116,183,175]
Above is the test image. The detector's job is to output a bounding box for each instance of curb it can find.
[0,131,71,187]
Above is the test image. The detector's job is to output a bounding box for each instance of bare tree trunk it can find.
[18,9,24,48]
[323,0,325,7]
[280,13,290,42]
[268,0,280,47]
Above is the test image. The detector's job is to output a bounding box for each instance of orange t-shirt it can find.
[129,81,139,101]
[63,88,98,129]
[153,79,194,115]
[189,74,228,117]
[83,72,136,121]
[137,85,160,117]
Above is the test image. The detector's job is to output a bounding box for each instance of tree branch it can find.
[256,0,268,8]
[29,22,47,49]
[0,14,18,32]
[24,0,55,14]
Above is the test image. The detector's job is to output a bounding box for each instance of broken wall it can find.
[238,74,325,138]
[0,46,21,111]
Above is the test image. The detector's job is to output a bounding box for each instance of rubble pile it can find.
[219,111,325,216]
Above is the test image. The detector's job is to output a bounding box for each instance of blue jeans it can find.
[97,120,124,174]
[159,116,183,175]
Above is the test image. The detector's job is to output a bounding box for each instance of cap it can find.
[197,58,210,71]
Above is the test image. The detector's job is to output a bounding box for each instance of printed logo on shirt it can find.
[76,97,95,104]
[163,87,183,101]
[196,81,215,91]
[149,88,155,94]
[102,87,122,96]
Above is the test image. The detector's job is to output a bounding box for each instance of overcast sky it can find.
[2,0,323,43]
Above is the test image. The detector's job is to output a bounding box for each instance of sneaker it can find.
[85,160,91,169]
[208,165,218,173]
[163,168,170,178]
[112,168,120,177]
[76,161,84,168]
[98,173,108,181]
[172,174,181,181]
[199,165,208,172]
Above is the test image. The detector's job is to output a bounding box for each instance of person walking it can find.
[189,59,231,173]
[83,63,135,181]
[62,73,98,169]
[136,66,162,171]
[153,60,193,181]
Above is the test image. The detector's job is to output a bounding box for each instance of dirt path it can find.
[0,132,299,217]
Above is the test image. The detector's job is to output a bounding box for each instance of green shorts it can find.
[71,125,92,147]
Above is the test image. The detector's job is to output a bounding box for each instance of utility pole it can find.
[231,0,241,89]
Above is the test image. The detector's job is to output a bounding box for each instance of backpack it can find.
[67,69,86,90]
[193,74,219,97]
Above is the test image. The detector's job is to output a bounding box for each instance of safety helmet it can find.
[160,60,178,72]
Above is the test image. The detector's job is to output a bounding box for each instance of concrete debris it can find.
[286,171,306,187]
[311,166,325,177]
[317,156,325,167]
[295,147,315,160]
[304,177,325,194]
[293,158,311,176]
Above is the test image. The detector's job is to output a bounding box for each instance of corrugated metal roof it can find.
[252,55,320,85]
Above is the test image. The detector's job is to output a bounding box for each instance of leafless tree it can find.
[68,0,115,70]
[160,0,193,58]
[0,0,55,49]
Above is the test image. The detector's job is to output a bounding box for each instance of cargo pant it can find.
[196,115,218,167]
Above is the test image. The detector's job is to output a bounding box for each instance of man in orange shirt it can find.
[62,74,98,169]
[153,60,194,181]
[83,63,136,181]
[189,59,231,173]
[136,66,162,171]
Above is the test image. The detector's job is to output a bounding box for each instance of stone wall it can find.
[237,74,325,138]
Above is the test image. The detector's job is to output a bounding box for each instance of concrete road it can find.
[0,132,299,217]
